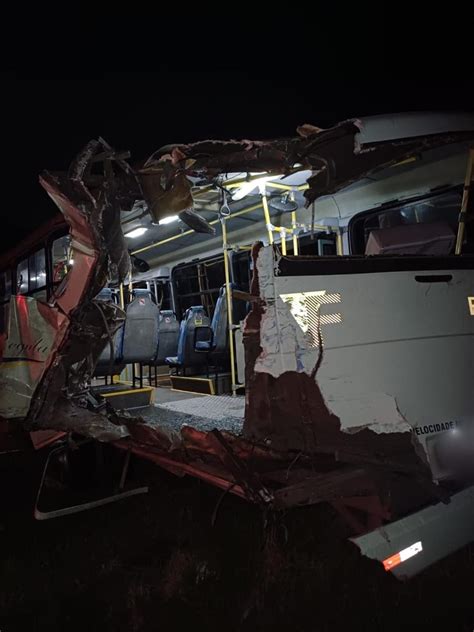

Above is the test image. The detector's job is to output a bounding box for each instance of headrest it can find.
[132,288,153,300]
[96,288,114,301]
[160,310,177,322]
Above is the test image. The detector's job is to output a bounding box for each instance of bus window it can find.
[350,190,467,255]
[0,270,12,335]
[0,270,12,303]
[155,281,172,310]
[16,249,47,298]
[232,251,251,293]
[51,234,72,284]
[298,233,337,256]
[172,256,225,318]
[17,258,28,294]
[28,249,47,292]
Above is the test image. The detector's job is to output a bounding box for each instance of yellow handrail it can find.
[221,217,237,396]
[131,203,263,256]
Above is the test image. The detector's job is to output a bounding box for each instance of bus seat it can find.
[194,285,230,355]
[95,287,115,302]
[194,284,245,355]
[166,306,210,374]
[121,289,160,364]
[152,310,180,365]
[93,288,125,377]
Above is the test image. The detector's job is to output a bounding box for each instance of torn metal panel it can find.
[29,430,68,450]
[351,483,474,579]
[272,467,375,510]
[0,296,68,418]
[0,139,136,442]
[242,243,457,499]
[206,429,272,505]
[245,245,474,483]
[137,119,474,216]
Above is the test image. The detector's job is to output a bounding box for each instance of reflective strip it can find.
[383,541,423,571]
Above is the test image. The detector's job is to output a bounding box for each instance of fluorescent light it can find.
[69,259,74,265]
[231,175,283,201]
[159,215,179,225]
[125,227,148,239]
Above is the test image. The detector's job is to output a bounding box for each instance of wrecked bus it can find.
[0,112,473,579]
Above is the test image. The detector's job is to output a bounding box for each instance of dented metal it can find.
[0,118,473,579]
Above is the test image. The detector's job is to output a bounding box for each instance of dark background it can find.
[1,73,473,253]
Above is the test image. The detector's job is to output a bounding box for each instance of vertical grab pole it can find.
[127,266,134,384]
[290,191,299,254]
[119,283,125,309]
[116,282,126,385]
[261,185,274,245]
[128,268,133,299]
[280,228,287,255]
[336,230,343,256]
[221,215,237,397]
[455,148,474,255]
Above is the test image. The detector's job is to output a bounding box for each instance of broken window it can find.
[51,234,72,285]
[28,249,47,293]
[350,189,466,255]
[17,258,28,294]
[15,249,47,298]
[0,270,12,303]
[0,269,12,335]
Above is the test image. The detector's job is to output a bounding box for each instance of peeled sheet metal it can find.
[247,246,474,470]
[139,118,474,211]
[0,296,68,418]
[351,483,474,579]
[0,139,133,438]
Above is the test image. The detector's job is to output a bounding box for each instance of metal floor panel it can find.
[135,394,245,435]
[158,394,245,421]
[152,386,201,404]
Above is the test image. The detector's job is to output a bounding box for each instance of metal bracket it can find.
[34,442,148,520]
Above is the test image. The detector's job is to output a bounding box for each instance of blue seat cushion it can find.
[195,341,213,352]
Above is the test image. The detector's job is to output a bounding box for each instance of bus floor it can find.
[138,386,245,435]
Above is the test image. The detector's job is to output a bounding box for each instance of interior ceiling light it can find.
[231,175,282,201]
[124,227,148,239]
[159,215,179,225]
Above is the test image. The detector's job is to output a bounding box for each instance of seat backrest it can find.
[94,327,124,375]
[176,305,210,366]
[93,288,124,375]
[211,286,229,354]
[95,287,115,302]
[122,289,159,364]
[154,310,180,364]
[210,283,247,354]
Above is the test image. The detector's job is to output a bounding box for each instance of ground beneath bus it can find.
[1,455,473,632]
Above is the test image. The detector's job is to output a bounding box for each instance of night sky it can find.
[2,73,472,253]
